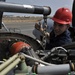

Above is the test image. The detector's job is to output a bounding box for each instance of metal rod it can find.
[2,22,9,32]
[0,0,6,29]
[0,58,21,75]
[0,2,51,15]
[0,53,19,71]
[21,53,54,66]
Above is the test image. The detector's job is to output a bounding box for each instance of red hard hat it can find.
[10,41,31,55]
[52,7,72,24]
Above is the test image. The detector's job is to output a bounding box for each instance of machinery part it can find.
[0,58,21,75]
[0,2,51,15]
[21,53,54,66]
[0,32,43,66]
[9,41,39,66]
[41,46,75,64]
[0,53,35,75]
[1,32,75,65]
[0,53,21,75]
[0,53,19,72]
[0,53,75,75]
[62,42,75,49]
[21,53,75,75]
[10,41,31,55]
[0,32,43,50]
[40,47,69,64]
[52,7,72,24]
[32,63,74,75]
[42,47,69,61]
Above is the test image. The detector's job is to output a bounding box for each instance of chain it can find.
[42,15,47,50]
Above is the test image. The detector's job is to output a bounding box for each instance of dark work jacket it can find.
[45,30,72,50]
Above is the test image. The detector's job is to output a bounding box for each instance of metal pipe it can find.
[0,53,19,71]
[0,0,6,1]
[0,2,51,15]
[36,64,71,75]
[0,58,21,75]
[21,53,54,66]
[62,42,75,49]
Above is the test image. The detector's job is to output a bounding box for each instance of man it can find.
[35,7,72,50]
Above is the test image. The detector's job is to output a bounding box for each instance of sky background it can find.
[3,0,74,16]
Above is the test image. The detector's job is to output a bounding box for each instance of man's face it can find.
[53,22,69,36]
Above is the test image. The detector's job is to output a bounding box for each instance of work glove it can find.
[35,22,50,38]
[35,22,44,32]
[35,23,41,30]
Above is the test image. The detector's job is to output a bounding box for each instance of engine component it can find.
[10,41,31,55]
[0,53,74,75]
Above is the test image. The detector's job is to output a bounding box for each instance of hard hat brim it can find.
[52,17,71,25]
